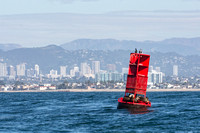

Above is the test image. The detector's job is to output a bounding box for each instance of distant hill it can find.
[161,37,200,50]
[0,43,22,51]
[1,45,67,74]
[60,37,200,55]
[0,45,200,76]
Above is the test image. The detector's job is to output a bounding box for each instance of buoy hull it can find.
[117,97,151,109]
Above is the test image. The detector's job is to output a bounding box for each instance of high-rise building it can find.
[70,69,75,77]
[81,62,91,76]
[0,63,7,77]
[95,71,122,82]
[148,70,163,84]
[74,66,79,73]
[95,72,110,82]
[60,66,67,77]
[16,63,26,76]
[49,69,58,78]
[70,66,79,77]
[92,61,100,74]
[35,64,40,77]
[173,65,178,76]
[7,65,16,79]
[74,66,79,77]
[8,65,16,76]
[110,72,122,81]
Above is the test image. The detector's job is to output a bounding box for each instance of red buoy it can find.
[118,51,151,109]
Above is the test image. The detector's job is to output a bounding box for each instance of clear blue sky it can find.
[0,0,200,47]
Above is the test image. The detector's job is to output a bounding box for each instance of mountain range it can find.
[60,37,200,55]
[0,37,199,77]
[0,37,199,55]
[0,45,199,77]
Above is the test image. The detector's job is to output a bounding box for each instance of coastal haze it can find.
[0,0,200,132]
[1,11,200,47]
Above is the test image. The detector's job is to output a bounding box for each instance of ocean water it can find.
[0,91,200,132]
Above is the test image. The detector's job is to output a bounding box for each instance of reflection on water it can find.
[125,107,153,114]
[117,102,153,114]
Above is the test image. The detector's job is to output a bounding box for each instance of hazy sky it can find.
[1,0,200,15]
[0,0,200,47]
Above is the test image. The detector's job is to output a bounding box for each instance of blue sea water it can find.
[0,91,200,132]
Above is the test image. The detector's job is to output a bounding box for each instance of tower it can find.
[16,63,26,76]
[60,66,67,77]
[0,63,7,77]
[35,64,40,77]
[92,61,100,74]
[81,62,91,76]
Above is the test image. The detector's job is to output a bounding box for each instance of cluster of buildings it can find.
[1,60,181,82]
[147,65,179,88]
[0,63,40,80]
[1,60,200,91]
[47,61,101,79]
[0,61,125,82]
[0,61,180,84]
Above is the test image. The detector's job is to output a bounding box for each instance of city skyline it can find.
[0,59,168,85]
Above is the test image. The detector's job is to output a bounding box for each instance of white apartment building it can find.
[49,69,58,78]
[7,65,16,79]
[0,63,7,77]
[70,66,79,77]
[16,63,26,76]
[35,64,40,77]
[148,69,163,84]
[81,62,91,76]
[92,61,100,74]
[60,66,67,77]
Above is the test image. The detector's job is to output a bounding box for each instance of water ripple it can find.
[0,92,200,132]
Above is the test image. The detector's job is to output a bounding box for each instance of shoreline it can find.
[0,88,200,93]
